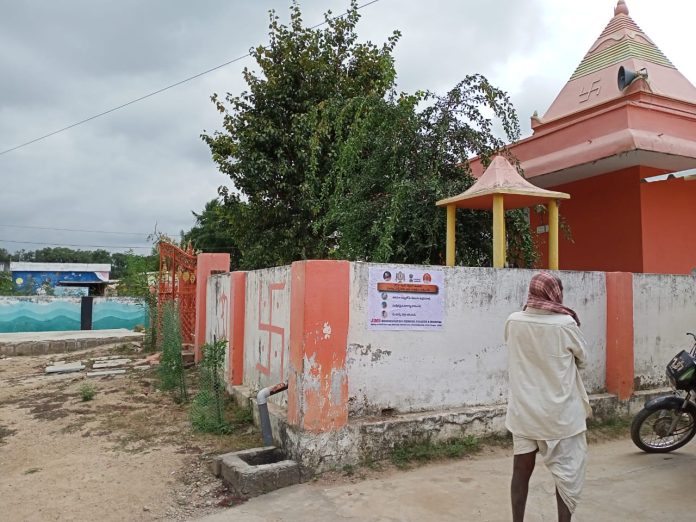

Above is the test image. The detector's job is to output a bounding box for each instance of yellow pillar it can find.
[446,205,456,266]
[548,199,559,270]
[492,195,505,268]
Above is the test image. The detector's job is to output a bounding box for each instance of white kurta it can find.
[504,308,591,440]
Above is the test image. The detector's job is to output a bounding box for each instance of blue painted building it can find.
[10,262,111,296]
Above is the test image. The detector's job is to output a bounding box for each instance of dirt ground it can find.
[0,343,262,522]
[0,343,635,522]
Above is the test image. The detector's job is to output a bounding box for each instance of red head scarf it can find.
[523,272,580,326]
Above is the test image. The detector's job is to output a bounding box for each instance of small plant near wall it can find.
[158,300,188,403]
[190,339,230,434]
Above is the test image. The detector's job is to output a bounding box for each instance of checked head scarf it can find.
[523,272,580,326]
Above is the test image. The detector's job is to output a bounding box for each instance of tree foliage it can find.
[10,247,112,265]
[0,272,13,295]
[183,199,240,260]
[113,251,158,297]
[198,1,536,269]
[302,79,531,266]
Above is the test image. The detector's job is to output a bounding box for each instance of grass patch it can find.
[480,431,513,448]
[232,405,253,425]
[24,467,40,475]
[361,455,384,471]
[79,382,96,402]
[390,436,480,469]
[587,415,631,442]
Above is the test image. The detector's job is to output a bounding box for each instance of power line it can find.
[0,223,170,236]
[0,0,382,157]
[0,239,152,250]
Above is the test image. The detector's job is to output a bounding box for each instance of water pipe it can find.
[257,381,288,446]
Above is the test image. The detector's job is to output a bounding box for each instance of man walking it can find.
[505,272,591,521]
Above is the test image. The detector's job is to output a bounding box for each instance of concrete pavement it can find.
[195,437,696,522]
[0,328,144,355]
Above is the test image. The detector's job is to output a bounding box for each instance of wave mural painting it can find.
[0,296,148,333]
[0,296,81,332]
[92,298,148,330]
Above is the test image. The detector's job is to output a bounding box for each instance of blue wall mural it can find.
[93,298,149,330]
[13,271,103,294]
[0,297,81,332]
[0,297,148,333]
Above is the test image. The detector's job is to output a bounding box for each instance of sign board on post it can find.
[367,267,444,330]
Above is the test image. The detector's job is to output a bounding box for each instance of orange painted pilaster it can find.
[194,253,230,362]
[229,271,246,386]
[287,260,350,432]
[605,272,634,400]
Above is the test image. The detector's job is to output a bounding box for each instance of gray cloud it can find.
[5,0,684,256]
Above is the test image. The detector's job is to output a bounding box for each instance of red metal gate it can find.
[158,242,197,345]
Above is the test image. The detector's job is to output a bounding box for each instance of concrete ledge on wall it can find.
[228,385,671,473]
[0,329,144,356]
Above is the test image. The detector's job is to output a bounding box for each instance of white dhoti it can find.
[513,431,588,514]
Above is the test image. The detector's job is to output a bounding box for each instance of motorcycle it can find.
[631,332,696,453]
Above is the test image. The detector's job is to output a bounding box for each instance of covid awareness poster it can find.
[367,267,444,331]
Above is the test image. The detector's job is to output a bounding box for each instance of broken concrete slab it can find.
[86,369,127,377]
[93,355,128,361]
[133,365,150,371]
[45,362,85,374]
[92,359,131,369]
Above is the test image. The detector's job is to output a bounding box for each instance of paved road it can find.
[195,437,696,522]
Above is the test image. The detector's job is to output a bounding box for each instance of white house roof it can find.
[9,262,111,273]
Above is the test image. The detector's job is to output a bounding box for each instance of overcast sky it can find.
[1,0,694,256]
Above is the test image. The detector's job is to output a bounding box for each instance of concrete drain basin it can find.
[212,447,301,498]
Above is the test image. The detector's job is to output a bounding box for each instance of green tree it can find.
[10,247,113,265]
[303,79,529,266]
[202,0,400,268]
[115,252,157,297]
[182,199,240,261]
[200,1,535,268]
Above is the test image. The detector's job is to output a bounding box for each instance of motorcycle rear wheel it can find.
[630,405,696,453]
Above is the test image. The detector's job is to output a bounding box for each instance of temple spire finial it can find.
[615,0,629,16]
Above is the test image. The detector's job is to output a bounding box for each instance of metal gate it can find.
[158,242,197,345]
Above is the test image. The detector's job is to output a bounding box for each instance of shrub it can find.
[80,382,96,402]
[158,300,188,402]
[190,339,230,434]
